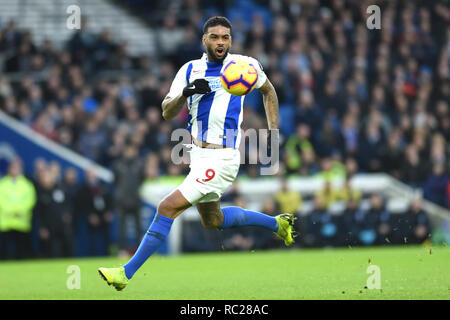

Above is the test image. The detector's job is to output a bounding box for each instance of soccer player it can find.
[98,16,296,291]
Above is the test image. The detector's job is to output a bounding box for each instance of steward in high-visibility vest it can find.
[0,159,36,233]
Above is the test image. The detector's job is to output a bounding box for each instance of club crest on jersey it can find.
[207,78,222,91]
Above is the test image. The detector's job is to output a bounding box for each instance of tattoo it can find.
[199,211,224,229]
[197,202,224,229]
[259,80,279,130]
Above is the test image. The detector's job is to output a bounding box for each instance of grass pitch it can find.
[0,245,449,300]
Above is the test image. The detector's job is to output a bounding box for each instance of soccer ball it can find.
[220,59,258,96]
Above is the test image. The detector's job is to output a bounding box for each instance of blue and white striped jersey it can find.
[167,53,267,149]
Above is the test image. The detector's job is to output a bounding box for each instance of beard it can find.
[206,45,230,63]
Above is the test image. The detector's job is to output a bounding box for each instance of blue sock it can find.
[123,213,173,279]
[221,206,278,232]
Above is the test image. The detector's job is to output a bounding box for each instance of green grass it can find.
[0,245,449,300]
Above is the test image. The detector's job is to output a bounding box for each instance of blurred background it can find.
[0,0,449,260]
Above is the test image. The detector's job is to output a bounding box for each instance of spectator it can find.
[407,198,431,244]
[393,197,431,245]
[92,29,116,70]
[380,128,405,179]
[174,25,203,69]
[357,120,385,172]
[112,143,145,256]
[104,126,127,166]
[284,123,313,174]
[424,163,449,208]
[77,118,107,163]
[344,157,359,177]
[400,145,429,188]
[342,198,365,246]
[337,176,362,205]
[156,15,184,61]
[367,194,391,245]
[66,18,96,68]
[60,167,79,244]
[294,89,323,135]
[305,195,338,247]
[315,180,340,209]
[339,113,359,158]
[274,178,302,215]
[298,147,319,176]
[319,78,346,115]
[315,112,344,157]
[75,168,113,256]
[315,156,346,182]
[0,158,36,259]
[137,75,160,112]
[349,194,385,247]
[35,167,72,258]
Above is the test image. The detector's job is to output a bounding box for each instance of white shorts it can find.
[177,143,241,205]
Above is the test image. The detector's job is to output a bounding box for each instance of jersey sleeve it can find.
[247,57,267,89]
[167,62,190,98]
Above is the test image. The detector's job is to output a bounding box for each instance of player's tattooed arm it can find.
[161,93,187,120]
[258,79,279,130]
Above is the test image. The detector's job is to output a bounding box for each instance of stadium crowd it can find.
[0,0,449,257]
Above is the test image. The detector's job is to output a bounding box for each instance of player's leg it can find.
[122,189,190,278]
[98,189,191,290]
[197,200,276,230]
[197,200,296,246]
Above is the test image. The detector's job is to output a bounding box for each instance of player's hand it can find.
[182,79,211,97]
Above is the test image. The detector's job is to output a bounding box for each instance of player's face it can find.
[202,25,232,63]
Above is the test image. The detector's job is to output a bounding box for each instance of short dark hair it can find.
[203,16,232,34]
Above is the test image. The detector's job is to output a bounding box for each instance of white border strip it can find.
[0,110,114,183]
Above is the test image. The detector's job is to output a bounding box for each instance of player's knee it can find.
[157,199,178,219]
